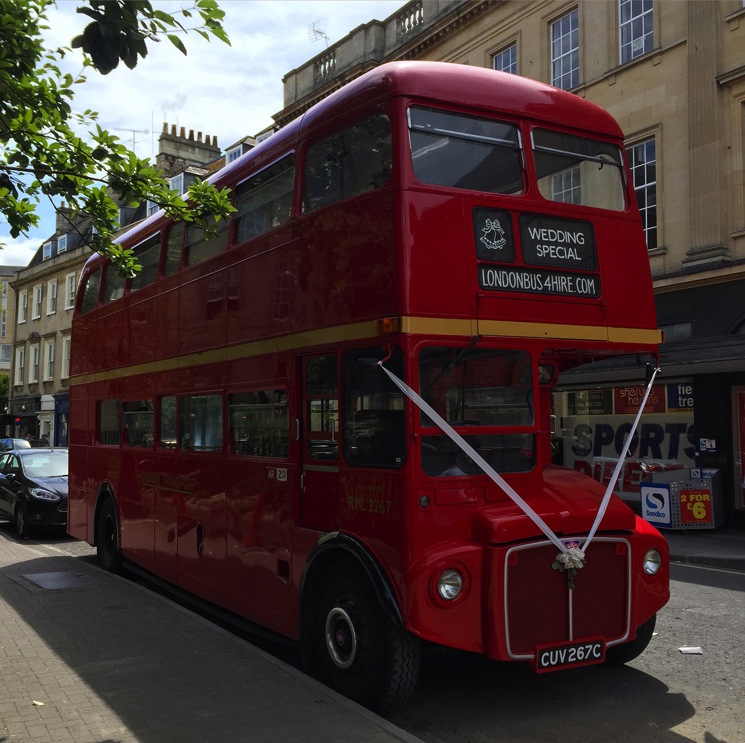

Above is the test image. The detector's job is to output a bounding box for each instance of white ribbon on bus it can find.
[377,360,661,564]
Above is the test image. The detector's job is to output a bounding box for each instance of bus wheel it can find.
[96,498,122,573]
[15,507,30,540]
[604,614,656,665]
[314,567,420,713]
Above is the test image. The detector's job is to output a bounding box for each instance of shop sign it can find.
[613,385,666,414]
[667,383,694,410]
[641,483,672,528]
[679,488,713,525]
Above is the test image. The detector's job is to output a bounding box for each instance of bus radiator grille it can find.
[504,539,630,657]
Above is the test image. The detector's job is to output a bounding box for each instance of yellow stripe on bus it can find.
[70,315,660,386]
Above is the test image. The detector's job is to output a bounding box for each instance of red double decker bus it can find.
[68,61,669,711]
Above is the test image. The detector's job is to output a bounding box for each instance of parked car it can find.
[0,449,68,538]
[0,438,31,452]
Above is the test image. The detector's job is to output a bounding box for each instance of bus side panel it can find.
[173,453,229,608]
[153,449,180,585]
[226,236,296,345]
[225,458,296,638]
[178,258,228,357]
[156,277,181,362]
[67,386,91,542]
[127,288,159,364]
[289,193,398,332]
[117,449,156,573]
[403,193,476,318]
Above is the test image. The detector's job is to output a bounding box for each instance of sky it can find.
[0,0,406,267]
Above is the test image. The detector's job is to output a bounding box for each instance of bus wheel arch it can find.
[300,535,421,712]
[94,486,122,573]
[604,613,656,666]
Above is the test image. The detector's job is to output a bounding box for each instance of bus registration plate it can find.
[535,638,605,673]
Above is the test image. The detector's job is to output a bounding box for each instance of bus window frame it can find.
[233,153,297,247]
[406,104,525,196]
[300,110,394,214]
[127,233,162,294]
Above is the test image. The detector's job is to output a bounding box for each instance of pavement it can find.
[0,531,423,743]
[0,525,743,743]
[663,525,745,573]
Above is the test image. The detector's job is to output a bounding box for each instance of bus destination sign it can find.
[519,214,597,270]
[478,265,601,298]
[473,209,600,298]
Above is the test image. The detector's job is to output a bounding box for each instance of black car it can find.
[0,449,68,538]
[0,438,31,452]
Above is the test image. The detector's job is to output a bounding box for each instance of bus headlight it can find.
[643,549,662,575]
[437,569,463,600]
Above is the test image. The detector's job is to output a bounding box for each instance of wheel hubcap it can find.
[325,606,357,669]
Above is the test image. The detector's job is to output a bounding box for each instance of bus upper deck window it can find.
[78,268,101,314]
[302,113,392,213]
[408,106,523,195]
[532,129,626,211]
[234,155,295,244]
[129,235,161,292]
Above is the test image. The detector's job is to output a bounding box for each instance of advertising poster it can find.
[559,382,695,501]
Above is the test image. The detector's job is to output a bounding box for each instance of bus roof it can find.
[300,61,624,140]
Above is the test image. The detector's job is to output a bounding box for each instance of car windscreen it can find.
[20,452,68,478]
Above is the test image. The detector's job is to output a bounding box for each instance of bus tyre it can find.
[604,614,656,666]
[97,498,122,573]
[314,568,420,713]
[15,507,30,540]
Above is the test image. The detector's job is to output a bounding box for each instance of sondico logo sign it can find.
[641,484,672,528]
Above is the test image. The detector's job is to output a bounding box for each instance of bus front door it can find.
[301,354,340,531]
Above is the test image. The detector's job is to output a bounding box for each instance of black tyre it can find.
[96,497,122,573]
[14,506,30,539]
[313,567,420,713]
[605,614,656,665]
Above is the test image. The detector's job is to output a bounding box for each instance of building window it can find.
[225,146,242,164]
[47,279,57,314]
[14,347,24,385]
[32,285,42,320]
[493,43,517,74]
[0,344,11,364]
[626,137,657,250]
[169,173,184,193]
[552,166,582,204]
[65,272,76,310]
[551,9,579,90]
[18,290,27,323]
[61,336,71,379]
[44,340,55,381]
[43,241,54,259]
[57,234,68,253]
[30,344,39,383]
[1,281,7,338]
[619,0,653,64]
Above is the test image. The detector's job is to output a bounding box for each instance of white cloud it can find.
[0,0,405,266]
[1,237,40,269]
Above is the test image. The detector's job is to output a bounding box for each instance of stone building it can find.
[275,0,745,525]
